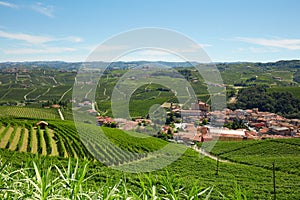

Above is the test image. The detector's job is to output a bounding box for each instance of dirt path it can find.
[58,109,65,120]
[19,128,29,152]
[51,77,58,84]
[42,88,50,96]
[228,96,237,104]
[85,88,93,98]
[0,127,14,148]
[103,87,110,101]
[24,88,37,100]
[193,146,231,163]
[9,127,21,151]
[59,87,72,102]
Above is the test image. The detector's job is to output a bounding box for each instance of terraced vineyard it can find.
[0,119,173,166]
[0,119,92,159]
[0,118,300,198]
[0,118,187,173]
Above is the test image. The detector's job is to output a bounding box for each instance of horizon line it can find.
[0,59,299,64]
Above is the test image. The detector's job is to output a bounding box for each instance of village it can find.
[89,100,300,144]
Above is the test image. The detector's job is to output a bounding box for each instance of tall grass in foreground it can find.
[0,157,249,199]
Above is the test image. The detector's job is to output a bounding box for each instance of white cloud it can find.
[0,1,18,8]
[31,2,54,18]
[0,30,82,44]
[64,36,83,43]
[0,30,53,44]
[4,47,76,54]
[236,37,300,50]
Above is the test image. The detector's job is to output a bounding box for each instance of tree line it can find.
[229,85,300,119]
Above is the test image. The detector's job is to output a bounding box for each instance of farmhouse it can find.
[36,121,48,129]
[52,104,60,109]
[96,116,116,127]
[269,126,290,136]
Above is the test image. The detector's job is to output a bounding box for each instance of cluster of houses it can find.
[172,105,300,143]
[93,99,300,144]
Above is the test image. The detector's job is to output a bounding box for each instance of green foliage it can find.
[27,125,33,153]
[0,123,10,141]
[0,136,299,198]
[44,127,52,155]
[5,126,17,149]
[37,126,43,154]
[16,126,25,151]
[223,119,247,130]
[293,69,300,83]
[202,139,300,176]
[233,85,300,118]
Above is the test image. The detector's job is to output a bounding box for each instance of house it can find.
[214,134,245,141]
[259,128,269,135]
[96,116,116,127]
[52,104,60,109]
[36,121,48,129]
[191,101,210,112]
[269,126,290,136]
[208,127,246,141]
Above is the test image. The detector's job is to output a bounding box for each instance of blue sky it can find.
[0,0,300,62]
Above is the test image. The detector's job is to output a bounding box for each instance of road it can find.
[192,145,230,163]
[58,109,65,120]
[24,88,37,100]
[59,87,72,102]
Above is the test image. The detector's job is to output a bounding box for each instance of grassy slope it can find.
[0,119,299,198]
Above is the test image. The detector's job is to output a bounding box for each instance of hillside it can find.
[1,60,300,118]
[0,60,300,198]
[0,118,299,198]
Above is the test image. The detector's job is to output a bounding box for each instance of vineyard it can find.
[0,117,180,170]
[0,118,172,164]
[201,139,300,175]
[0,107,60,119]
[0,119,91,159]
[0,118,299,198]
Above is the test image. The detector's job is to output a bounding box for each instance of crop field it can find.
[1,63,298,118]
[0,119,91,159]
[0,121,299,198]
[0,106,60,119]
[201,139,300,176]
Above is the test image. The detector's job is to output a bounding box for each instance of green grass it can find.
[0,118,299,198]
[201,139,300,175]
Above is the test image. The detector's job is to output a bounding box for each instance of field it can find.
[0,106,60,119]
[0,118,299,198]
[0,61,300,199]
[201,139,300,175]
[1,61,299,118]
[0,119,90,158]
